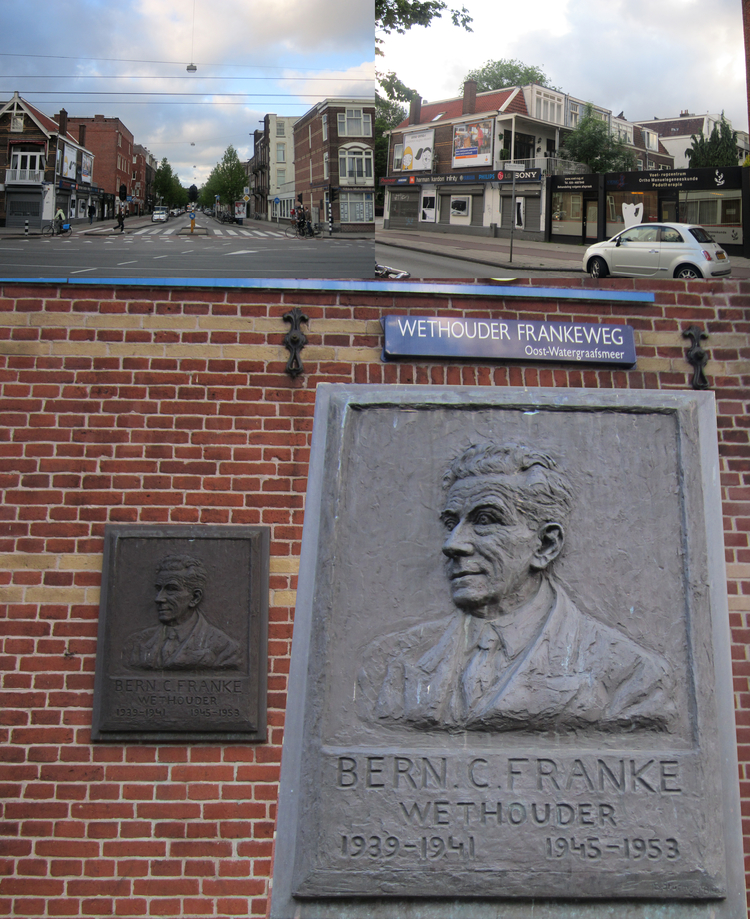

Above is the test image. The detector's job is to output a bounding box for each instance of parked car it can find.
[151,206,169,222]
[582,222,731,279]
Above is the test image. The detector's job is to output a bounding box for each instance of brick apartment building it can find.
[293,98,375,232]
[65,115,135,218]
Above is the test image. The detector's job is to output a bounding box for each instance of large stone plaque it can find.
[92,525,268,742]
[270,385,745,919]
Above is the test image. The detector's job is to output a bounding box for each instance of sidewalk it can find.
[376,222,750,278]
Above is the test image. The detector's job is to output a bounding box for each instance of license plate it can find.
[717,252,726,259]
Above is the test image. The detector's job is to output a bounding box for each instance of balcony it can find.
[503,157,588,176]
[5,168,45,185]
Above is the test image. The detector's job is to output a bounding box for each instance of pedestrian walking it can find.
[88,204,96,225]
[115,211,125,233]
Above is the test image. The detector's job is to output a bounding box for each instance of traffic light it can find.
[297,193,303,204]
[118,184,127,201]
[188,184,198,202]
[329,186,338,203]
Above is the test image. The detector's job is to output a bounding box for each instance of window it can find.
[11,114,23,132]
[277,143,285,163]
[569,102,579,128]
[338,146,373,183]
[339,191,374,223]
[276,121,285,136]
[337,108,372,137]
[309,125,312,147]
[323,153,329,180]
[277,168,286,186]
[322,114,328,141]
[392,144,403,171]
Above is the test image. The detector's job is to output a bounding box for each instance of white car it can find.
[151,206,169,222]
[583,222,731,279]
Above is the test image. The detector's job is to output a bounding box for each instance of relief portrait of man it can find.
[123,554,240,671]
[356,443,676,733]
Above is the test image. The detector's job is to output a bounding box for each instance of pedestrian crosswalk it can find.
[87,225,288,239]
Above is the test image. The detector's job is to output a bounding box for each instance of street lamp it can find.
[503,162,525,264]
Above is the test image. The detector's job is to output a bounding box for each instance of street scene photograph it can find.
[375,0,750,280]
[0,0,375,279]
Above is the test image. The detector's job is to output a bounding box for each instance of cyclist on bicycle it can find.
[54,206,66,234]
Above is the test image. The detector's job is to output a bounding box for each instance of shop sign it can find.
[604,166,742,192]
[382,316,636,367]
[553,175,599,191]
[382,169,541,187]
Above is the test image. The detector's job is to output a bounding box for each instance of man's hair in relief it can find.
[442,443,573,529]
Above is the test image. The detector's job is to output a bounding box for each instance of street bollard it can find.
[24,219,28,237]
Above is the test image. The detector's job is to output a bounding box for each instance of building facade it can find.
[66,114,135,218]
[250,114,297,222]
[0,93,98,228]
[293,98,375,232]
[635,112,750,169]
[382,81,675,241]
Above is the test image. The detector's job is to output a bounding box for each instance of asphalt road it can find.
[0,215,376,279]
[374,243,577,279]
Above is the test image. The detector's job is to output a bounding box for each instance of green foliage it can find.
[153,157,188,207]
[199,145,247,209]
[374,93,408,205]
[375,0,472,53]
[375,0,472,101]
[559,104,637,174]
[460,58,559,93]
[685,115,739,169]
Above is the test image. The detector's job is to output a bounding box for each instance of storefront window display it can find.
[605,191,658,237]
[550,190,582,236]
[679,189,742,245]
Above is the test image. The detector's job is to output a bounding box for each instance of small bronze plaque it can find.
[92,525,269,742]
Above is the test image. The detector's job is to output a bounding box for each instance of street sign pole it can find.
[504,162,524,265]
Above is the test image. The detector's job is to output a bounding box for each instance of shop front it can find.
[547,166,750,256]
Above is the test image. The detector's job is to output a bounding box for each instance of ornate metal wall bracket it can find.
[682,326,710,390]
[283,308,309,378]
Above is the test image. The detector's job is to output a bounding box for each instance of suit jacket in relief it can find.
[356,582,676,732]
[124,612,240,671]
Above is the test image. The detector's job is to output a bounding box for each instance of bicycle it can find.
[42,221,72,238]
[285,220,321,239]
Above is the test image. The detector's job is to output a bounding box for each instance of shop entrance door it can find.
[660,195,678,223]
[584,198,599,240]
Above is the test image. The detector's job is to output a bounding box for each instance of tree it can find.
[460,58,559,93]
[559,104,637,173]
[374,94,408,207]
[376,0,472,52]
[685,115,739,169]
[200,146,247,210]
[375,0,472,101]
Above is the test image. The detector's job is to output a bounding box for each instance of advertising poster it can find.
[81,153,93,184]
[62,144,77,180]
[400,129,434,172]
[452,119,493,167]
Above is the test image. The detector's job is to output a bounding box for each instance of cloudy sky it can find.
[1,0,374,186]
[379,0,748,133]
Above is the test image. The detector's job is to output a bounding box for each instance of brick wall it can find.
[0,279,749,916]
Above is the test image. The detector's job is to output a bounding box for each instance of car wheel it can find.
[588,256,608,278]
[674,264,702,279]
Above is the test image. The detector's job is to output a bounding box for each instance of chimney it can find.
[462,80,477,115]
[78,124,86,147]
[409,95,422,125]
[57,108,68,137]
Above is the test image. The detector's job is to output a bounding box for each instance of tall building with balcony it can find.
[293,98,375,232]
[0,92,96,228]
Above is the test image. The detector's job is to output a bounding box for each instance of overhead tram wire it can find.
[0,52,374,74]
[0,75,374,82]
